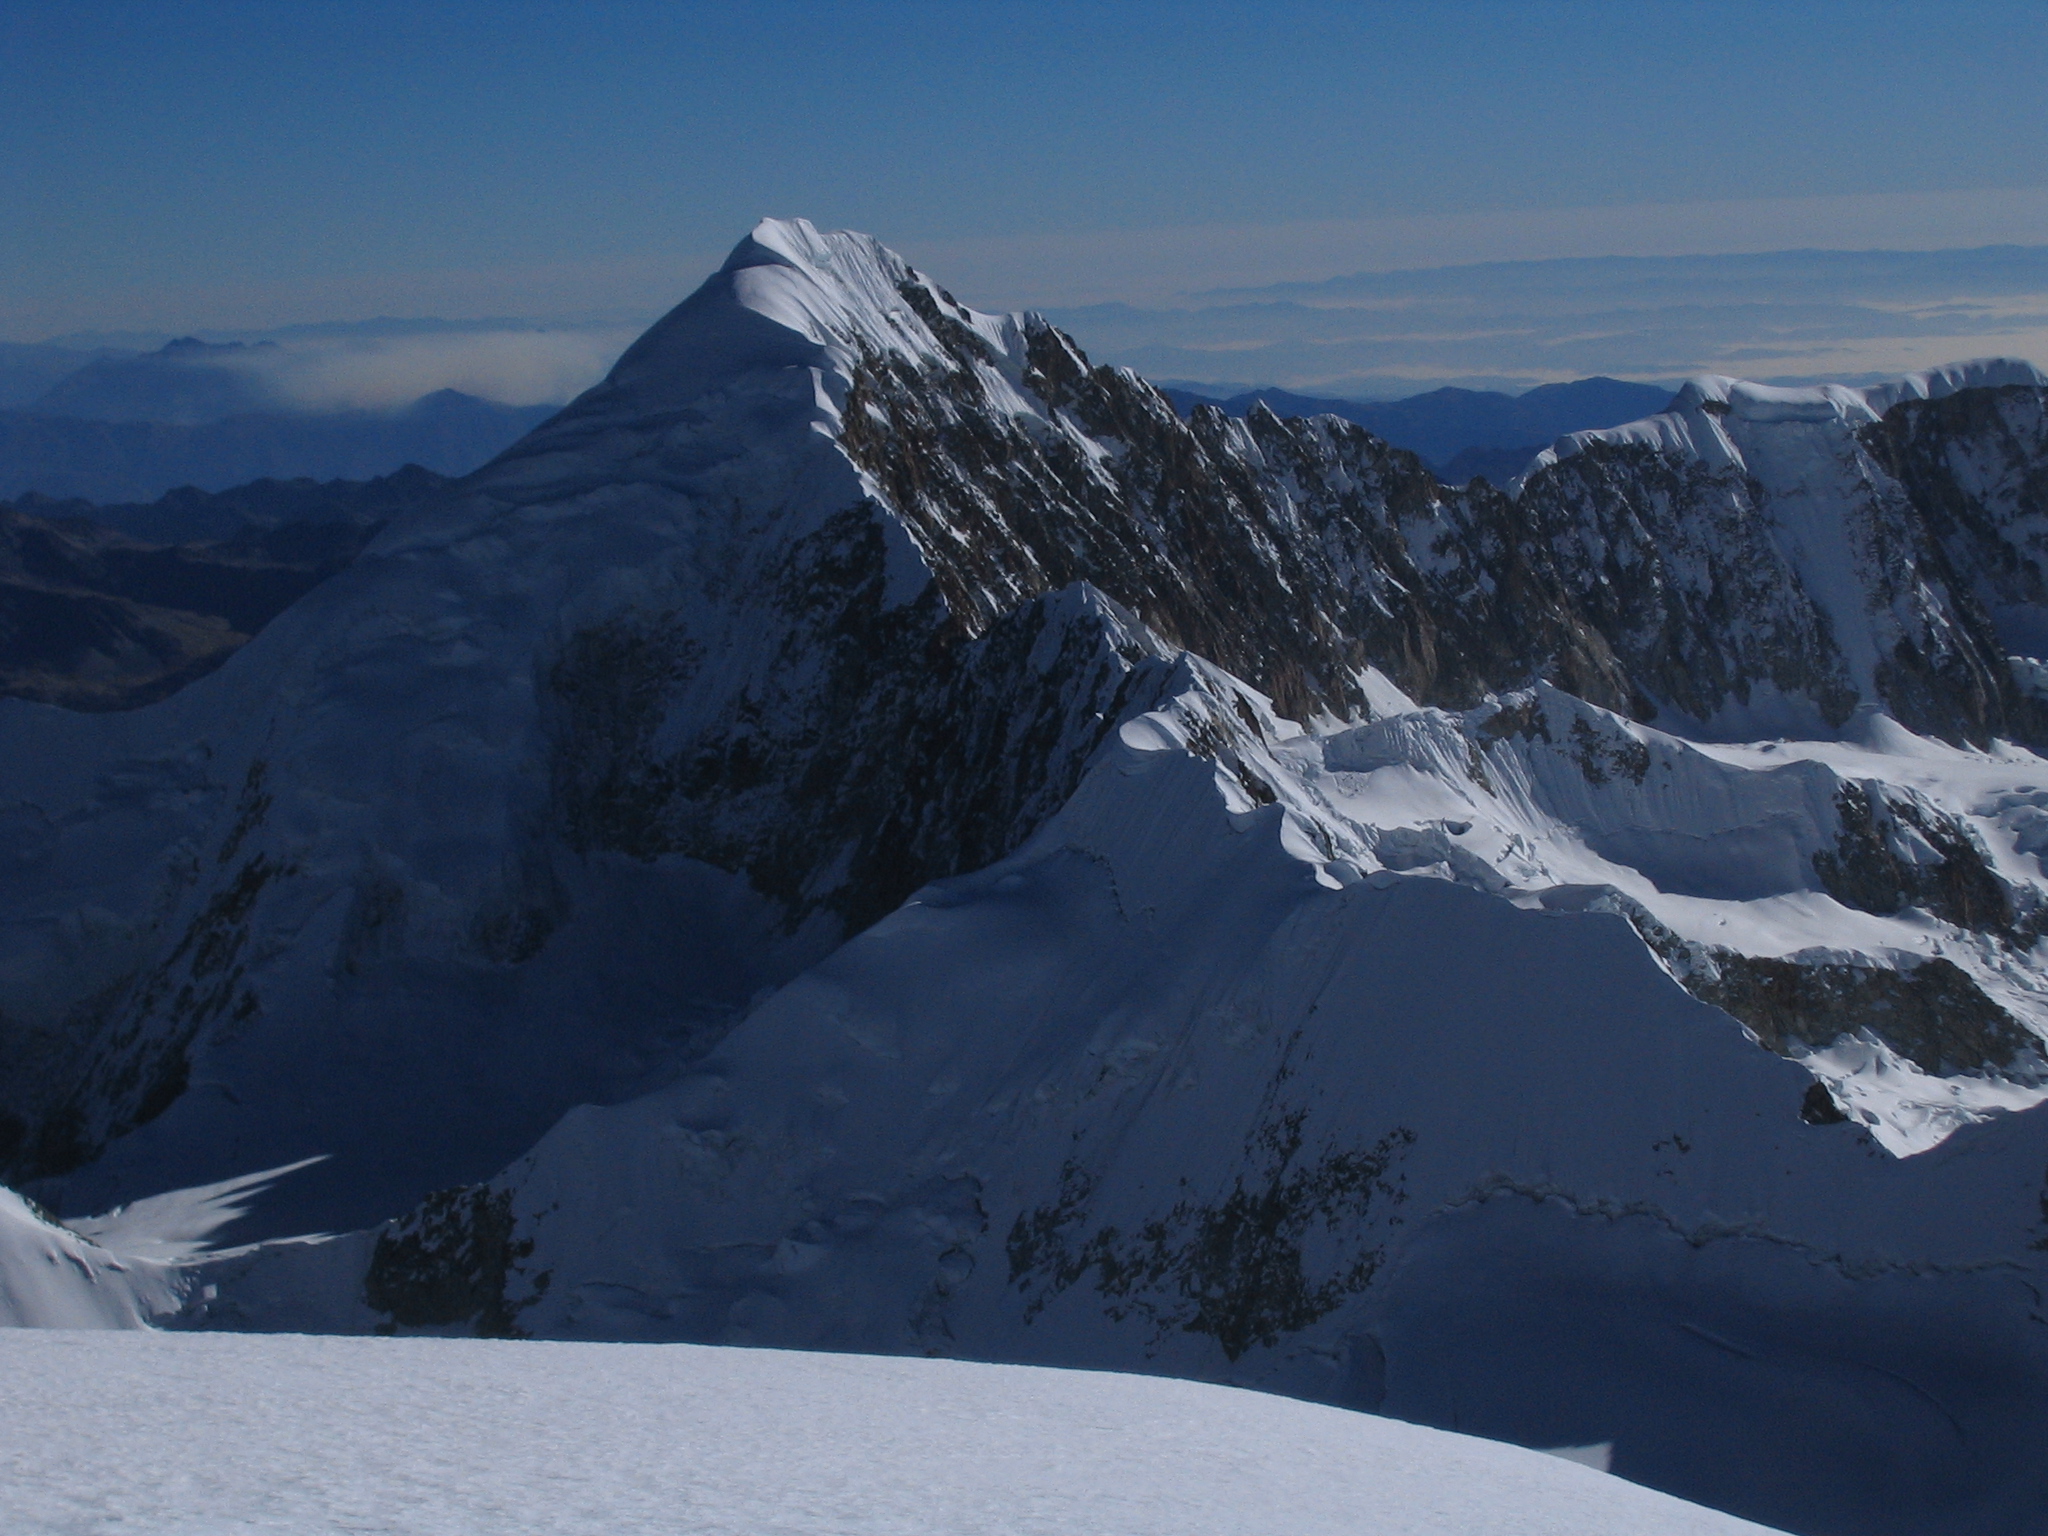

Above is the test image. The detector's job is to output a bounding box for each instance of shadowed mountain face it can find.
[0,336,570,502]
[0,343,117,410]
[29,338,282,425]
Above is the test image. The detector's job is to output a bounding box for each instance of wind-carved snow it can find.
[1526,362,2048,484]
[0,1159,314,1327]
[1237,684,2048,1155]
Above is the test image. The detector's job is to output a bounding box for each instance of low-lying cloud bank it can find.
[237,324,642,412]
[25,319,645,421]
[26,243,2048,413]
[1043,244,2048,397]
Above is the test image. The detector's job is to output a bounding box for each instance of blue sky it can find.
[8,1,2047,387]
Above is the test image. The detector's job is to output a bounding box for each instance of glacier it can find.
[5,218,2048,1535]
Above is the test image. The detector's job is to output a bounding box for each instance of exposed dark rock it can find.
[1008,1110,1414,1362]
[547,525,1178,936]
[1544,884,2036,1080]
[364,1184,549,1337]
[1800,1081,1850,1125]
[1866,384,2048,658]
[1568,711,1651,786]
[1698,952,2032,1076]
[1814,782,2015,935]
[1514,442,1863,734]
[841,303,1642,725]
[845,291,2048,755]
[1,850,285,1183]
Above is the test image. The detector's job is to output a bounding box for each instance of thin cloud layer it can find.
[35,243,2048,416]
[1042,245,2048,396]
[219,326,641,412]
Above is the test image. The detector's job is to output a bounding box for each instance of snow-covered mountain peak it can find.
[527,217,1028,431]
[717,216,1013,359]
[1526,357,2048,485]
[1862,356,2048,414]
[12,227,2048,1533]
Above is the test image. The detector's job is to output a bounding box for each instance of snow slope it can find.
[0,1160,311,1327]
[0,1331,1779,1536]
[0,220,1183,1235]
[189,675,2048,1533]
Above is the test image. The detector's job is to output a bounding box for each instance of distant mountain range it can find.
[0,468,440,708]
[30,337,285,424]
[1047,243,2048,392]
[0,390,556,502]
[0,337,560,501]
[0,333,1669,501]
[1164,377,1676,483]
[0,342,120,410]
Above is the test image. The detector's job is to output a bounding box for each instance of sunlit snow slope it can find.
[0,1332,1777,1536]
[0,1159,312,1327]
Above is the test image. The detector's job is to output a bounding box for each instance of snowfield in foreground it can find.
[0,1332,1776,1536]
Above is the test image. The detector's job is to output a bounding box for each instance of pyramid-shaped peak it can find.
[549,218,1025,424]
[720,217,911,284]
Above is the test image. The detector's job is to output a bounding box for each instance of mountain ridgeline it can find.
[849,311,2048,748]
[1161,376,1677,483]
[0,335,558,502]
[6,222,2048,1536]
[0,469,443,709]
[4,218,2047,1202]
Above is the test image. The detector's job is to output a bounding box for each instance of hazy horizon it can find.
[17,236,2048,411]
[11,1,2048,402]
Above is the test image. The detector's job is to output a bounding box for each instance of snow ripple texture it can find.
[0,1331,1775,1536]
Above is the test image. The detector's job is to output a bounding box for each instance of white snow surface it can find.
[1523,360,2048,487]
[0,1160,319,1327]
[0,1331,1777,1536]
[1152,672,2048,1153]
[0,1187,179,1329]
